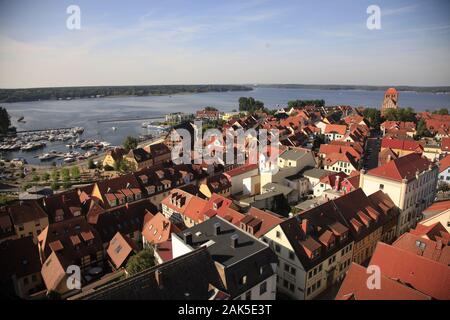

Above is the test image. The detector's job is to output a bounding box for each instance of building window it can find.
[275,244,281,253]
[245,290,252,300]
[379,184,384,190]
[259,281,267,295]
[276,231,281,238]
[239,275,247,285]
[289,251,295,260]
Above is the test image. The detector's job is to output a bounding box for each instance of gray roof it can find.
[75,247,227,300]
[303,168,333,179]
[279,149,308,161]
[176,216,277,297]
[262,183,294,196]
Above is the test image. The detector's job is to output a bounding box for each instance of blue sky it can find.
[0,0,449,88]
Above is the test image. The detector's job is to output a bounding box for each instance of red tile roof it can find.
[324,124,347,135]
[441,137,450,152]
[224,163,259,177]
[142,212,182,244]
[381,137,423,152]
[240,207,284,238]
[439,154,450,173]
[366,153,433,182]
[369,242,450,300]
[393,231,450,265]
[336,263,430,300]
[423,200,450,216]
[107,232,139,269]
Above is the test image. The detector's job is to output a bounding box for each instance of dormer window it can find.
[239,275,247,285]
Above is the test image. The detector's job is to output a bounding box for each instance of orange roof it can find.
[224,163,259,177]
[142,212,181,245]
[324,124,347,135]
[381,137,423,151]
[386,87,398,95]
[441,137,450,152]
[336,263,429,300]
[369,242,450,300]
[367,153,433,182]
[241,207,284,238]
[423,200,450,215]
[439,154,450,173]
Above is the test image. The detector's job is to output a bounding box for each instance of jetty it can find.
[97,116,164,123]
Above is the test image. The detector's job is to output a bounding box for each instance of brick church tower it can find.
[381,87,398,115]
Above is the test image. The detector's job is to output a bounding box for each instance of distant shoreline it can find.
[1,84,449,103]
[0,85,253,103]
[255,84,450,94]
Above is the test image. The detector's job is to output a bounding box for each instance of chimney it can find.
[155,269,163,287]
[301,219,309,235]
[334,175,341,190]
[231,234,239,248]
[184,232,193,245]
[213,222,221,235]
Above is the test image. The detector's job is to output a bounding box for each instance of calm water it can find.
[2,87,450,165]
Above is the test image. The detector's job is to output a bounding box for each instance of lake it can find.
[2,87,450,165]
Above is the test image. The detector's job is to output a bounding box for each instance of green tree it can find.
[415,119,432,138]
[432,108,449,115]
[42,172,50,181]
[238,97,265,113]
[71,166,80,179]
[62,181,72,189]
[125,248,155,276]
[437,181,449,193]
[51,170,59,181]
[0,106,11,134]
[123,136,138,152]
[61,168,70,182]
[362,108,382,129]
[50,182,59,191]
[22,183,32,191]
[204,106,218,111]
[32,174,40,182]
[383,107,416,122]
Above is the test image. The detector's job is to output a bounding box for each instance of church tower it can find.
[381,87,399,115]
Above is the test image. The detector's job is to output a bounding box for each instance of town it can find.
[0,88,449,300]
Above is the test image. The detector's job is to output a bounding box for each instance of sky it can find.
[0,0,449,88]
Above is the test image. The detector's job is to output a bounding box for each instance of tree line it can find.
[0,85,252,103]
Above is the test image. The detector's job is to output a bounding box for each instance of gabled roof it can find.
[75,247,227,300]
[441,137,450,152]
[224,163,258,177]
[370,242,450,300]
[87,198,157,244]
[393,232,450,265]
[142,212,182,245]
[381,137,423,151]
[241,207,284,238]
[324,124,347,135]
[439,154,450,173]
[107,232,139,269]
[366,153,434,182]
[336,263,430,300]
[423,200,450,216]
[0,236,41,282]
[175,216,277,298]
[8,200,48,225]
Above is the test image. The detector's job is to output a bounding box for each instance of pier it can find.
[97,116,165,123]
[15,127,75,133]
